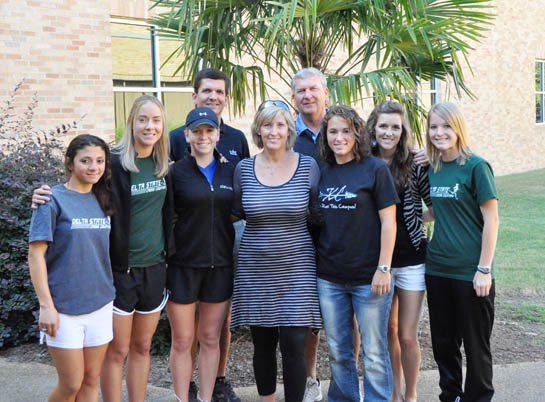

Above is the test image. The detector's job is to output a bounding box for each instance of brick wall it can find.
[0,0,114,142]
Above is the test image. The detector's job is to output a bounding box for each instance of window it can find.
[418,78,439,112]
[536,61,545,123]
[111,19,194,137]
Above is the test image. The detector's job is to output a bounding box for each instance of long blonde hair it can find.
[426,102,472,173]
[114,95,170,178]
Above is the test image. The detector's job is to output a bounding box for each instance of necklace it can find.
[261,153,289,176]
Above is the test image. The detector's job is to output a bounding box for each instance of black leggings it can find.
[250,326,308,402]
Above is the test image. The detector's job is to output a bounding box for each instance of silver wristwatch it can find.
[377,265,390,273]
[477,265,491,274]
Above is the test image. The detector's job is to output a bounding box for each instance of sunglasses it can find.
[259,99,291,111]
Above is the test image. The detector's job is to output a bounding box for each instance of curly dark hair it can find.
[366,100,413,195]
[65,134,115,216]
[319,105,371,165]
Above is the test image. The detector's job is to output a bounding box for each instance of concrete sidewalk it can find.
[1,357,543,401]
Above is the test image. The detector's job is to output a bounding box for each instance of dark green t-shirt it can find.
[426,154,498,281]
[128,157,166,267]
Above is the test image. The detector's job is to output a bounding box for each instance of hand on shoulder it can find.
[32,184,52,210]
[412,149,429,167]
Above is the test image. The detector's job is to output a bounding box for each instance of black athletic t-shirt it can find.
[391,191,427,268]
[316,157,399,285]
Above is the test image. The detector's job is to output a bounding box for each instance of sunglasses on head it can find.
[259,100,291,112]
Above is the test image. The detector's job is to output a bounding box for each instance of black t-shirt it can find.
[170,120,250,164]
[391,190,427,268]
[316,157,399,285]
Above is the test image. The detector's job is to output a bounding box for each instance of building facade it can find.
[1,0,544,175]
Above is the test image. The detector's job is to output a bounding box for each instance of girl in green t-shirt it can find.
[425,102,499,402]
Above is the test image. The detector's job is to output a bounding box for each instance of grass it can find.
[501,303,545,324]
[494,169,545,295]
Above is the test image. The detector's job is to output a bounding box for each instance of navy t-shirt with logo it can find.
[316,157,399,285]
[29,184,115,315]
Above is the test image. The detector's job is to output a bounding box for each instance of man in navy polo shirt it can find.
[292,67,329,161]
[290,67,329,402]
[170,68,249,164]
[170,68,248,402]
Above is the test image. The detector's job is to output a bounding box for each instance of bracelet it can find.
[477,265,491,274]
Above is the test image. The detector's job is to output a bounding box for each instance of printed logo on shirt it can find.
[219,185,233,191]
[229,149,237,156]
[430,183,460,200]
[131,178,166,196]
[320,185,357,210]
[71,217,111,229]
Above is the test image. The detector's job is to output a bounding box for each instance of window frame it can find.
[418,77,439,107]
[110,18,193,98]
[536,61,545,124]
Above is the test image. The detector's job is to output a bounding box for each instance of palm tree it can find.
[150,0,494,138]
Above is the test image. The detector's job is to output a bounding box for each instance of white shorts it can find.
[40,301,113,349]
[391,263,426,291]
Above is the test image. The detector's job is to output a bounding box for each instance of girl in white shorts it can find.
[367,101,435,402]
[29,135,116,401]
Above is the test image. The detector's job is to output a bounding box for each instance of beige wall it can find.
[440,0,545,176]
[218,2,545,175]
[111,0,157,20]
[0,0,114,141]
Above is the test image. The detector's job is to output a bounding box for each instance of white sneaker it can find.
[302,376,323,402]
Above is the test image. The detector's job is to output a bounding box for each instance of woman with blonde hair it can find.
[166,107,236,402]
[366,100,433,402]
[425,102,499,402]
[32,95,174,402]
[231,101,322,402]
[100,95,173,402]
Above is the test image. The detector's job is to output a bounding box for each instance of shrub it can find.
[151,311,172,355]
[0,80,82,348]
[0,81,175,352]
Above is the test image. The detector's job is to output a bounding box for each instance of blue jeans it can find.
[318,278,393,402]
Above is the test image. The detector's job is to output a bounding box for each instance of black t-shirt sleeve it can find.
[308,157,323,225]
[241,133,250,159]
[169,126,188,162]
[232,161,245,219]
[373,163,400,210]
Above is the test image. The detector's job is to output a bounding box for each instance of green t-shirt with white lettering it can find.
[128,156,166,267]
[426,154,498,281]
